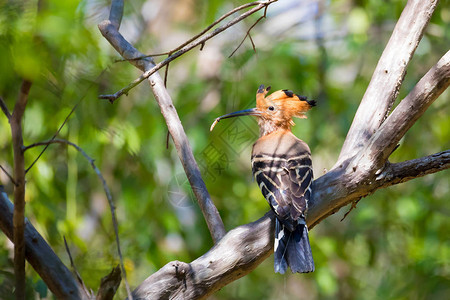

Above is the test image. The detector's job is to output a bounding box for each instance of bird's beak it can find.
[210,108,262,131]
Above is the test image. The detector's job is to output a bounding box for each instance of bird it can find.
[210,84,316,274]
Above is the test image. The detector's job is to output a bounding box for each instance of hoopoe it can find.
[211,84,316,274]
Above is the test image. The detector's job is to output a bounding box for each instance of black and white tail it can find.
[274,218,314,274]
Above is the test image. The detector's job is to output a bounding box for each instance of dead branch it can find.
[98,0,278,102]
[350,50,450,173]
[307,50,449,228]
[337,0,439,165]
[132,212,274,300]
[97,265,122,300]
[98,0,227,243]
[131,147,449,299]
[0,187,91,299]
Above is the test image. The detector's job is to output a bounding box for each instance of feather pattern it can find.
[252,130,315,273]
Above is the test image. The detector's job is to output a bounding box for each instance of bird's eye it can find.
[268,106,275,111]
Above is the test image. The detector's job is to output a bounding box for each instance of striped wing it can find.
[252,153,313,231]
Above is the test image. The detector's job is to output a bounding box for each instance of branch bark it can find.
[309,50,450,228]
[132,149,449,299]
[0,187,90,299]
[350,50,450,173]
[131,212,274,300]
[10,79,32,299]
[337,0,439,165]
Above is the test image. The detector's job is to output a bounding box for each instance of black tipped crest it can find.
[282,89,294,97]
[295,94,308,101]
[258,84,266,93]
[294,93,316,107]
[307,100,317,106]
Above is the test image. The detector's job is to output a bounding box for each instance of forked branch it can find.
[98,0,228,243]
[337,0,439,165]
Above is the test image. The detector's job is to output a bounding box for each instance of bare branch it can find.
[0,96,11,119]
[228,5,268,58]
[24,138,127,299]
[99,0,227,243]
[0,187,90,299]
[64,236,92,297]
[131,148,450,299]
[337,0,439,166]
[26,68,107,173]
[0,165,16,186]
[132,212,274,300]
[377,150,450,187]
[115,1,275,62]
[98,0,278,102]
[351,50,450,173]
[97,265,122,300]
[10,79,32,299]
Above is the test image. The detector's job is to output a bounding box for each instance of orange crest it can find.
[256,84,316,120]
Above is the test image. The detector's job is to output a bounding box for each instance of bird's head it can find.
[210,84,316,135]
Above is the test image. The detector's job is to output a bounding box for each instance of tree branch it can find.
[377,150,450,187]
[131,212,274,300]
[309,50,449,228]
[98,0,227,243]
[98,0,278,102]
[131,148,450,299]
[350,50,450,173]
[337,0,439,166]
[0,96,11,119]
[10,79,32,299]
[0,187,90,299]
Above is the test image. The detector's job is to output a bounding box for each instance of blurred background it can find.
[0,0,448,299]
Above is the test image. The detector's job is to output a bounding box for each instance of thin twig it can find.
[0,165,16,186]
[115,1,272,63]
[340,198,361,221]
[26,68,107,173]
[228,5,268,58]
[163,55,171,87]
[63,236,91,297]
[0,96,11,119]
[99,0,278,102]
[24,138,128,300]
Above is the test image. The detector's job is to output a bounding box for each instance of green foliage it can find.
[0,0,448,299]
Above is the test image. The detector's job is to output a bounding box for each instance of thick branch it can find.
[377,150,450,187]
[337,0,439,165]
[10,79,32,299]
[132,149,449,299]
[351,50,450,173]
[98,0,226,243]
[0,187,90,299]
[132,212,274,300]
